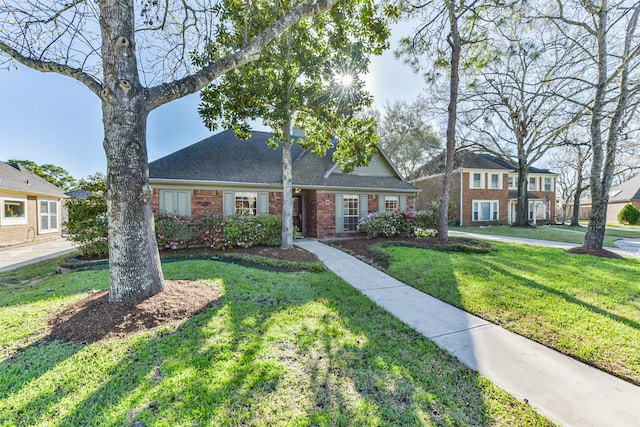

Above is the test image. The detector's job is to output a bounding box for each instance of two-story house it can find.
[411,152,557,226]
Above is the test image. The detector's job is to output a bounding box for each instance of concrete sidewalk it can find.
[449,230,640,258]
[0,238,76,272]
[295,239,640,427]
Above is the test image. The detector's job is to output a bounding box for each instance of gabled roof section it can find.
[149,130,417,192]
[609,174,640,203]
[411,150,555,179]
[0,162,66,197]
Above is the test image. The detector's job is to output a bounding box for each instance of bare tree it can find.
[378,97,442,179]
[458,6,579,226]
[396,0,492,241]
[0,0,340,301]
[546,0,640,249]
[548,142,592,225]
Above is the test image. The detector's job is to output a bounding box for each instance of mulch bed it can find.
[566,246,624,259]
[47,280,222,343]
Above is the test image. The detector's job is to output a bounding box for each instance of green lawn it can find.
[0,260,552,426]
[382,242,640,385]
[451,225,640,247]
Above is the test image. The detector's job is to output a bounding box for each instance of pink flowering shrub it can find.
[155,213,193,249]
[358,209,439,237]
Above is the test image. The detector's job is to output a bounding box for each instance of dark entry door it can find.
[293,195,303,236]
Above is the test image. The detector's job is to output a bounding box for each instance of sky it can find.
[0,23,425,180]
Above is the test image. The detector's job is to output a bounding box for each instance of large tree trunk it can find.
[281,121,294,249]
[514,161,529,226]
[101,1,164,301]
[570,185,583,226]
[437,2,461,242]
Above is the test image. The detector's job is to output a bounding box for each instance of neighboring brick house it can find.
[577,174,640,222]
[149,130,417,239]
[411,152,557,226]
[0,161,66,245]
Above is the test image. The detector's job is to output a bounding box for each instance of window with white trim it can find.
[473,200,499,221]
[343,195,359,231]
[529,176,537,191]
[39,199,58,233]
[235,192,257,215]
[490,173,501,189]
[508,175,517,190]
[543,177,552,191]
[529,201,551,220]
[471,173,483,189]
[159,190,191,216]
[1,198,27,225]
[384,196,399,212]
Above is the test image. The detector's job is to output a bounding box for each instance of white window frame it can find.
[472,200,499,221]
[489,173,502,189]
[343,194,359,232]
[39,199,59,233]
[159,190,191,216]
[384,196,399,212]
[529,176,538,191]
[543,177,553,192]
[508,175,517,190]
[1,197,28,225]
[470,172,484,189]
[235,192,257,215]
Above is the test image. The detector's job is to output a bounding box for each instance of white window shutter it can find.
[257,192,269,214]
[378,195,385,212]
[335,194,344,233]
[223,192,235,216]
[399,195,407,211]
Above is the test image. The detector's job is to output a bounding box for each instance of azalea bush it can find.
[358,208,439,238]
[155,213,193,249]
[222,214,281,248]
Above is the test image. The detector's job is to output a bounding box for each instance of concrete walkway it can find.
[295,239,640,427]
[0,238,76,272]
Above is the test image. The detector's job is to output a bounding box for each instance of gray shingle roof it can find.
[150,130,416,192]
[0,162,66,197]
[608,174,640,202]
[412,151,554,179]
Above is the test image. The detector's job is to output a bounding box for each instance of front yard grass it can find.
[382,242,640,385]
[451,225,640,247]
[0,260,552,426]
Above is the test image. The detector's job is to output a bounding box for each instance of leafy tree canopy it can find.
[9,159,77,191]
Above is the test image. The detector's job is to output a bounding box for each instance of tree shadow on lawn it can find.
[1,261,547,426]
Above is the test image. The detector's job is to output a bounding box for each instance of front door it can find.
[293,195,303,236]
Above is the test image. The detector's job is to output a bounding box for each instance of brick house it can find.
[577,174,640,222]
[149,130,417,239]
[0,161,66,246]
[411,152,557,226]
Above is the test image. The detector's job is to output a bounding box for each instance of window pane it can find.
[491,174,499,188]
[5,200,26,218]
[473,173,481,187]
[385,196,399,212]
[343,195,359,231]
[481,202,490,220]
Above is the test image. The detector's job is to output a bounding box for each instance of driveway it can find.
[0,238,76,272]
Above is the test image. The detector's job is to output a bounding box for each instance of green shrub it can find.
[155,213,193,249]
[64,173,108,258]
[188,214,282,249]
[618,203,640,225]
[358,206,440,237]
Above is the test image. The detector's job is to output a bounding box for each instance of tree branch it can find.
[0,39,102,95]
[146,0,339,111]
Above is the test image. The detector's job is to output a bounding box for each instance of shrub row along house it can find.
[149,130,418,239]
[0,161,66,245]
[411,152,557,226]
